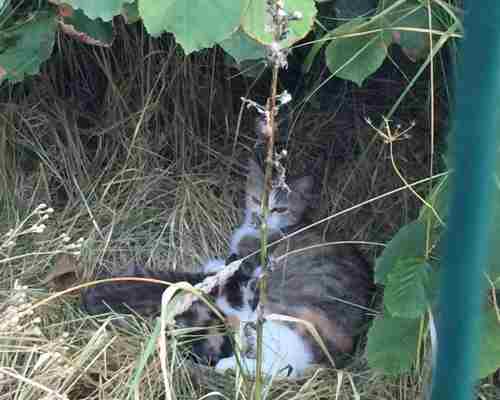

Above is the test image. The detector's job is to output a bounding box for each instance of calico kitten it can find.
[212,161,374,376]
[82,161,374,377]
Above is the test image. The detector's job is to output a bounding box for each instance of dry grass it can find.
[0,18,498,400]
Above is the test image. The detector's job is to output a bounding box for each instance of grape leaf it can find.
[59,7,114,47]
[325,17,392,86]
[242,0,316,47]
[379,0,444,61]
[121,1,140,24]
[139,0,245,54]
[219,29,266,64]
[50,0,134,22]
[0,11,57,83]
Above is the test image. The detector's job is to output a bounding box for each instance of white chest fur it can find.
[216,319,314,378]
[215,293,313,378]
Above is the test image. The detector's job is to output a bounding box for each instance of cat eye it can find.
[271,207,287,213]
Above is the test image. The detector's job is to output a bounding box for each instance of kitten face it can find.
[244,159,313,231]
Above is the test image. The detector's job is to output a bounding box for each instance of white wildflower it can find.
[277,90,292,105]
[35,203,48,212]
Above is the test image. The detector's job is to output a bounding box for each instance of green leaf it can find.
[219,29,266,64]
[303,30,327,73]
[335,0,378,19]
[325,17,392,86]
[0,11,57,83]
[61,9,114,46]
[478,308,500,378]
[379,0,444,61]
[417,175,449,252]
[375,220,427,284]
[242,0,317,47]
[367,314,420,375]
[139,0,245,54]
[225,57,267,78]
[56,0,134,22]
[385,259,430,319]
[418,175,450,224]
[121,1,140,24]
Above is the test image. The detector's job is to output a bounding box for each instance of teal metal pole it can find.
[430,2,500,400]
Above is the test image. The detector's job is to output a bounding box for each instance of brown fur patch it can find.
[225,315,241,330]
[295,308,354,354]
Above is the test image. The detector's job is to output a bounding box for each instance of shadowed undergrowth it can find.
[1,20,498,400]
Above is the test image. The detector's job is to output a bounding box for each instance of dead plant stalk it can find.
[254,0,296,398]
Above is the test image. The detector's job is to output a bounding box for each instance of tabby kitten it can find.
[82,161,374,377]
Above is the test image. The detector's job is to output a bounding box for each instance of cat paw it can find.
[215,356,239,373]
[216,356,261,376]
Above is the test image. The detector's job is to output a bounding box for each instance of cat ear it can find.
[245,159,265,210]
[289,176,314,199]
